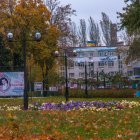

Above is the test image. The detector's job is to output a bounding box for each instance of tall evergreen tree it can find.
[88,16,100,46]
[79,19,87,47]
[69,22,79,47]
[100,12,112,46]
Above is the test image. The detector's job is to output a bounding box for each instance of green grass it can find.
[0,97,140,139]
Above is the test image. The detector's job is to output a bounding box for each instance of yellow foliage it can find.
[0,0,60,83]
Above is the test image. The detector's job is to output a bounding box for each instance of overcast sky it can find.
[59,0,125,24]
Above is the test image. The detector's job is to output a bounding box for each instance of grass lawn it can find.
[0,96,140,140]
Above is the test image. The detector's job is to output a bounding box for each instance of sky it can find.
[59,0,126,24]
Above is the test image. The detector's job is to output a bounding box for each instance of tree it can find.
[128,38,140,61]
[0,34,12,71]
[69,22,79,47]
[79,19,87,47]
[118,0,140,35]
[46,0,76,47]
[88,17,100,46]
[100,12,112,46]
[100,12,117,46]
[111,73,122,88]
[118,0,140,60]
[0,0,60,92]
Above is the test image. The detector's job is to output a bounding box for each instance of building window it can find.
[98,61,104,67]
[60,66,65,71]
[89,70,94,77]
[108,51,114,56]
[134,68,140,75]
[68,61,74,69]
[98,51,104,56]
[105,52,108,56]
[89,52,93,57]
[119,61,123,69]
[109,71,114,76]
[79,72,84,78]
[79,52,85,57]
[69,73,74,78]
[78,62,84,69]
[88,62,94,67]
[60,72,65,77]
[127,71,133,76]
[119,70,123,74]
[108,61,114,67]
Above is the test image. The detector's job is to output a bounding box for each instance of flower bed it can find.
[1,100,140,112]
[37,100,140,111]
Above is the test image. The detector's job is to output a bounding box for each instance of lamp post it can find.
[55,49,76,102]
[7,31,41,110]
[84,60,94,97]
[84,61,88,97]
[96,69,99,89]
[55,50,69,102]
[101,68,106,88]
[64,50,69,102]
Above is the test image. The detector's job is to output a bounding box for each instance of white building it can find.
[59,46,130,80]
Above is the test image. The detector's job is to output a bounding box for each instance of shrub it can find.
[69,89,136,98]
[27,89,136,98]
[28,91,62,97]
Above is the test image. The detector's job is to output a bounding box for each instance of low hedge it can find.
[69,88,136,98]
[27,88,136,98]
[28,91,61,97]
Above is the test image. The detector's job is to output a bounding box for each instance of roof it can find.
[73,56,118,62]
[73,47,117,52]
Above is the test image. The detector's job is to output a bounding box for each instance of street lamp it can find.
[96,68,99,89]
[55,49,69,102]
[84,60,94,97]
[55,49,76,102]
[84,61,88,97]
[101,68,106,88]
[7,31,41,110]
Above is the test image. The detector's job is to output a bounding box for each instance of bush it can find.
[69,88,136,98]
[27,89,136,98]
[28,91,62,97]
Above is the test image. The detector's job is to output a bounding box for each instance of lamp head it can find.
[54,50,59,57]
[73,50,77,56]
[35,32,41,41]
[7,32,13,42]
[101,68,104,71]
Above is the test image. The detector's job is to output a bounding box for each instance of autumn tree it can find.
[0,0,59,92]
[88,16,100,46]
[0,34,12,71]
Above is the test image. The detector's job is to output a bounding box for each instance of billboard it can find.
[0,72,24,96]
[34,82,43,91]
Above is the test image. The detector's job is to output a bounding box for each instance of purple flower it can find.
[35,101,123,111]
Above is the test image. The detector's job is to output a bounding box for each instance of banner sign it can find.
[34,82,43,91]
[0,72,24,96]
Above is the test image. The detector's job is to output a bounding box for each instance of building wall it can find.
[59,46,130,80]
